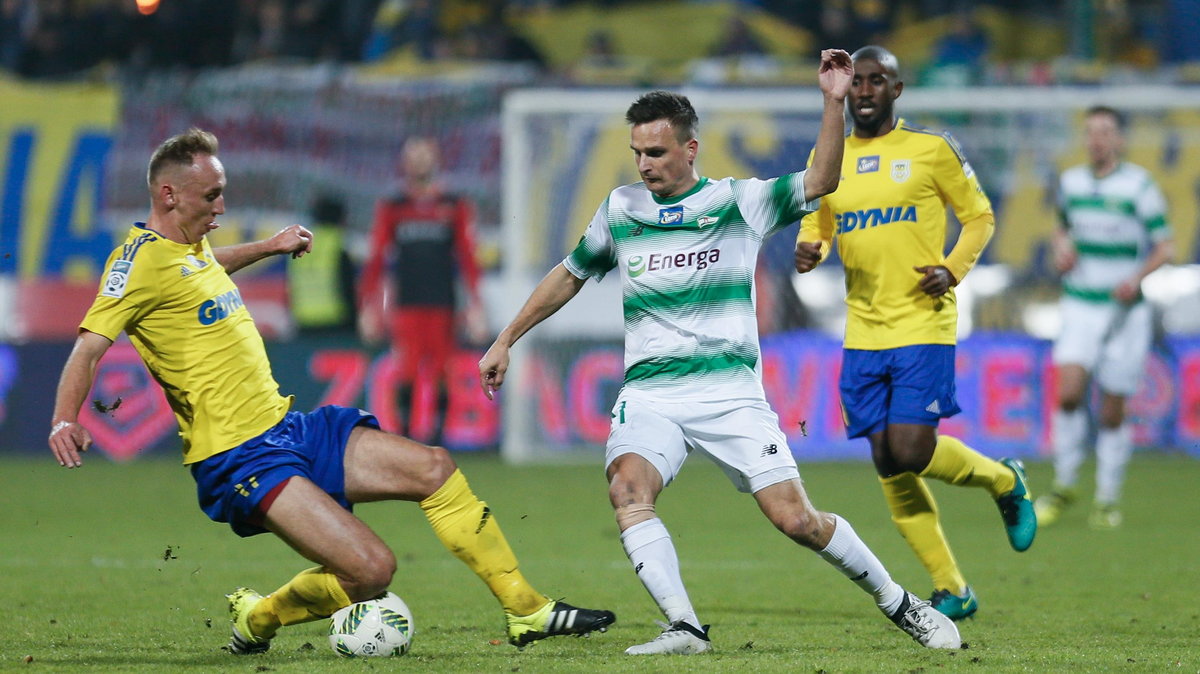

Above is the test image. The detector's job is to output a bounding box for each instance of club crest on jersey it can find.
[697,215,719,227]
[101,260,133,298]
[185,253,209,269]
[658,206,684,225]
[891,159,911,183]
[856,155,880,174]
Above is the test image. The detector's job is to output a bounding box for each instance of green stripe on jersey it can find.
[569,241,615,275]
[624,279,751,316]
[623,269,755,330]
[625,350,758,384]
[1065,195,1137,216]
[1064,285,1113,302]
[1074,240,1139,257]
[1145,214,1166,231]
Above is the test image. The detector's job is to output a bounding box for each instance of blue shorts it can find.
[190,405,379,537]
[839,345,961,439]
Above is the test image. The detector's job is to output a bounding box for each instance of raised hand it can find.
[817,48,853,102]
[271,224,314,259]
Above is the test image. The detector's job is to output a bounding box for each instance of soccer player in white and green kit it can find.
[1035,106,1174,529]
[480,49,960,655]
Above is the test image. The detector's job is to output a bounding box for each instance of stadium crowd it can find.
[2,0,1197,82]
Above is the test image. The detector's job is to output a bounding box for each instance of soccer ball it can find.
[328,592,414,657]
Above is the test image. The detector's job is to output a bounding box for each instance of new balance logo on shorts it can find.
[761,444,779,457]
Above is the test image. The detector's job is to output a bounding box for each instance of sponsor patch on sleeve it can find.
[101,260,133,298]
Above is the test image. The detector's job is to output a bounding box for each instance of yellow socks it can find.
[921,435,1015,498]
[251,566,351,639]
[420,469,548,616]
[880,472,967,593]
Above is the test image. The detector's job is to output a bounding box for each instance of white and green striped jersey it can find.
[1058,162,1170,303]
[563,173,817,401]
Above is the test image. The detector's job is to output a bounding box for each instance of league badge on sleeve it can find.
[102,260,133,298]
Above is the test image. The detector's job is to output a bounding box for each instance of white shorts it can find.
[604,389,800,494]
[1052,297,1153,397]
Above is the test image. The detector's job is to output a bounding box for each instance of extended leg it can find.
[754,478,960,649]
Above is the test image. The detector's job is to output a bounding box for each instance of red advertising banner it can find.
[3,333,1197,461]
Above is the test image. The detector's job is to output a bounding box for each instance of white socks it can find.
[621,518,699,628]
[817,514,905,615]
[1095,423,1133,505]
[1055,407,1132,505]
[1052,407,1088,488]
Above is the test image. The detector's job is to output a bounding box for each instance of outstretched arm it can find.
[478,264,586,399]
[49,330,113,468]
[213,224,314,274]
[804,48,853,202]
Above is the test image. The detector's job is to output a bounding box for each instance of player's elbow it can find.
[804,172,839,200]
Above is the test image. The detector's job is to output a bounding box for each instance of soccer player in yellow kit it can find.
[48,128,614,654]
[794,46,1037,621]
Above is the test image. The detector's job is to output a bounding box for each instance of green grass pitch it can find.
[2,452,1198,672]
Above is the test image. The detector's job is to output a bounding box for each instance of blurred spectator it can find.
[925,8,989,85]
[385,0,441,60]
[456,5,546,68]
[16,0,102,78]
[288,195,359,336]
[580,28,619,67]
[280,0,334,59]
[234,0,287,62]
[334,0,383,61]
[1163,0,1200,63]
[810,0,890,54]
[0,0,32,72]
[710,15,768,58]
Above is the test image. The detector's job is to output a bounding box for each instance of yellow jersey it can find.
[81,223,291,464]
[800,119,993,349]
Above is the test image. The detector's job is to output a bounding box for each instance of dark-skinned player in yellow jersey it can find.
[794,46,1037,621]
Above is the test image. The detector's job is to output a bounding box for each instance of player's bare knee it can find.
[420,445,458,497]
[607,475,657,510]
[771,505,826,549]
[884,447,927,475]
[343,546,397,601]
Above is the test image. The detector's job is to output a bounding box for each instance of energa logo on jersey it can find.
[628,248,721,278]
[628,255,647,277]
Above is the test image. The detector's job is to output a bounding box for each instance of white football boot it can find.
[888,592,962,649]
[625,620,711,655]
